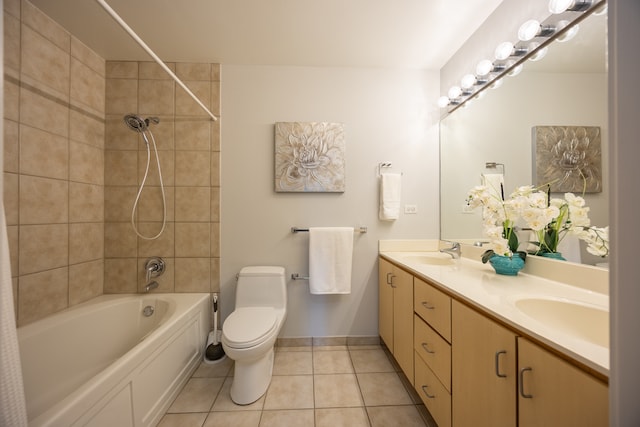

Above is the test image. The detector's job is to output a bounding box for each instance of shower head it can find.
[123,114,160,133]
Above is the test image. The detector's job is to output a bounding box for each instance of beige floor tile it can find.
[313,345,348,351]
[314,374,364,408]
[275,345,311,352]
[263,375,314,410]
[168,377,224,413]
[367,405,427,427]
[273,350,313,375]
[157,413,208,427]
[350,349,395,373]
[211,378,265,412]
[192,358,233,378]
[203,411,261,427]
[315,407,371,427]
[259,409,314,427]
[313,350,354,374]
[357,373,413,406]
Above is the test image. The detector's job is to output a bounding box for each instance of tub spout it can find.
[145,281,159,292]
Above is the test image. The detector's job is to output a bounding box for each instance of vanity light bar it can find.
[437,0,601,112]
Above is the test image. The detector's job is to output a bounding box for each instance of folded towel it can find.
[482,173,504,201]
[309,227,354,294]
[379,173,401,221]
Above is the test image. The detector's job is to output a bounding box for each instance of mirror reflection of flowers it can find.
[466,185,527,263]
[513,185,609,257]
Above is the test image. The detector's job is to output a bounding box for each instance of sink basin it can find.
[514,298,609,348]
[401,253,455,266]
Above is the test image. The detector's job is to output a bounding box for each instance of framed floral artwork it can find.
[532,125,602,193]
[275,122,346,192]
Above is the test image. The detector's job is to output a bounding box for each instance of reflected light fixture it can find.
[556,20,580,42]
[528,46,549,61]
[549,0,593,14]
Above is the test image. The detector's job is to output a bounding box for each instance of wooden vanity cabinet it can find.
[517,337,608,427]
[451,300,517,427]
[378,257,414,383]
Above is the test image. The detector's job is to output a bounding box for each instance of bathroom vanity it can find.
[378,241,608,427]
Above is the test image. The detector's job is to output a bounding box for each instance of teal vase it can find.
[488,255,525,276]
[538,252,566,261]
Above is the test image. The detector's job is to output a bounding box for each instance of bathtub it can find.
[17,293,210,427]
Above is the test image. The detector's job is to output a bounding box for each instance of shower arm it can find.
[94,0,218,122]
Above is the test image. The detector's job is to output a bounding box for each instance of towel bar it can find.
[291,273,309,280]
[291,226,367,233]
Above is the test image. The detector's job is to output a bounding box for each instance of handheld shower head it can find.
[123,114,160,133]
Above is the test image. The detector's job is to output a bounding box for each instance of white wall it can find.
[220,65,439,338]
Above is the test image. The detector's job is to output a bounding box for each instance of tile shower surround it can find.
[3,0,221,325]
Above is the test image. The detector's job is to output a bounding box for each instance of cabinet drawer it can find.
[414,315,451,392]
[414,277,451,342]
[415,351,452,427]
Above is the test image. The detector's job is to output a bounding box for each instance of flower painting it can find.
[532,125,602,193]
[275,122,345,192]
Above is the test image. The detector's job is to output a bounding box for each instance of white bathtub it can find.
[17,293,211,427]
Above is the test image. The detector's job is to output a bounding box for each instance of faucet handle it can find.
[145,257,165,283]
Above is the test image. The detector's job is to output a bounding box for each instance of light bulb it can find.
[507,63,524,77]
[495,42,514,60]
[476,59,493,76]
[437,96,450,108]
[518,20,541,41]
[490,79,503,90]
[529,46,548,62]
[461,74,476,89]
[448,86,462,99]
[548,0,573,14]
[557,23,579,42]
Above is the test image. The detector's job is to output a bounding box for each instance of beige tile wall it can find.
[3,0,106,325]
[3,0,221,325]
[103,60,221,295]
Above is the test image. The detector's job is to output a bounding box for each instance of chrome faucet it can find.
[144,257,165,292]
[145,281,159,292]
[440,242,461,259]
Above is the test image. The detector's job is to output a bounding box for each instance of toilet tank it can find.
[235,266,287,309]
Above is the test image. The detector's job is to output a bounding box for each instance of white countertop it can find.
[380,250,609,378]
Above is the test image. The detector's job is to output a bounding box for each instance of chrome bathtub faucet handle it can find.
[144,257,165,290]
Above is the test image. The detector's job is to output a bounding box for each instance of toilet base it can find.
[230,347,275,405]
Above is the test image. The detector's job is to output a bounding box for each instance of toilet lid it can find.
[223,307,278,349]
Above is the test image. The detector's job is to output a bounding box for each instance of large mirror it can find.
[440,7,608,266]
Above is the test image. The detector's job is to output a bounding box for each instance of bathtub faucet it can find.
[145,281,159,292]
[144,257,165,292]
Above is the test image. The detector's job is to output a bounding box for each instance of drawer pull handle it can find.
[421,385,435,399]
[421,301,435,310]
[519,367,533,398]
[388,273,397,288]
[421,342,435,354]
[495,350,507,378]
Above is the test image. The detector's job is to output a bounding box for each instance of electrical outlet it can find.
[404,204,418,214]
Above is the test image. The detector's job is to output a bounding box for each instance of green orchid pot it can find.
[488,254,525,276]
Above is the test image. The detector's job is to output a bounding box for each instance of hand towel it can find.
[379,173,401,221]
[309,227,354,294]
[482,173,505,200]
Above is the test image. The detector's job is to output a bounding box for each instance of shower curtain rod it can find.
[94,0,218,122]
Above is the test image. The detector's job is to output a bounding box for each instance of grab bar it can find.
[291,226,367,233]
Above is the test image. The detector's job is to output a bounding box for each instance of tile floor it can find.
[157,344,437,427]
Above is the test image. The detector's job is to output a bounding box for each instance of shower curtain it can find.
[0,206,27,426]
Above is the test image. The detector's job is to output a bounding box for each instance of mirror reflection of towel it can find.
[482,173,504,200]
[379,173,401,221]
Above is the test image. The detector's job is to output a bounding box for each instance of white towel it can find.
[309,227,354,295]
[379,173,401,221]
[482,173,505,200]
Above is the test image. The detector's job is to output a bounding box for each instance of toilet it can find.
[221,266,287,405]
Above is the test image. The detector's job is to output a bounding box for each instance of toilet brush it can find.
[204,294,226,363]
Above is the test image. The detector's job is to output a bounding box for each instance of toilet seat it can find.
[223,307,278,349]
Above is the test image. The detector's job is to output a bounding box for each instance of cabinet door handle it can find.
[519,367,533,398]
[421,342,435,354]
[421,301,435,310]
[386,273,397,287]
[421,385,435,399]
[495,350,507,378]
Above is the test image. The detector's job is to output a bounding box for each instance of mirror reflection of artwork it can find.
[275,122,346,192]
[533,126,602,193]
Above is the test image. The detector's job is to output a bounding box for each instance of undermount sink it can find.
[401,253,455,266]
[514,298,609,348]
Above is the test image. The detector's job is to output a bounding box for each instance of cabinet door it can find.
[452,301,517,427]
[518,337,608,427]
[393,267,414,384]
[378,258,394,351]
